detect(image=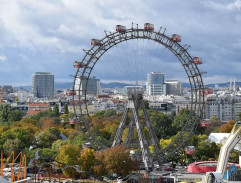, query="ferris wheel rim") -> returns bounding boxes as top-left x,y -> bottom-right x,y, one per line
72,25 -> 205,159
